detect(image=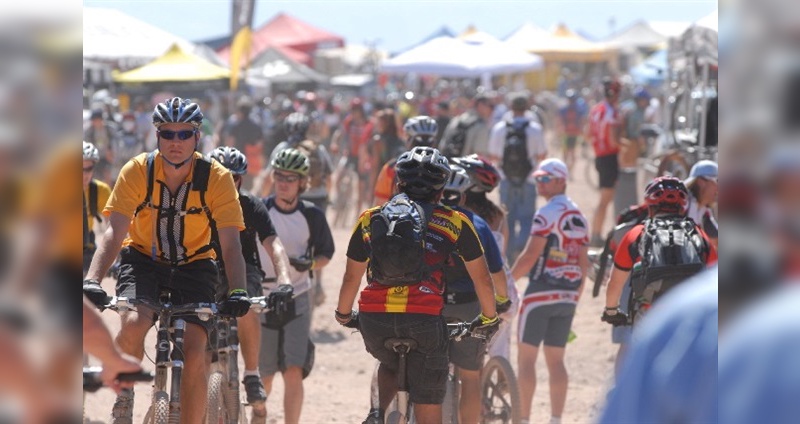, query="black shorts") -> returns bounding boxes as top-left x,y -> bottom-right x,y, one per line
359,312 -> 449,405
216,262 -> 265,302
442,301 -> 485,371
519,303 -> 577,348
595,154 -> 619,189
116,247 -> 219,335
563,136 -> 579,149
